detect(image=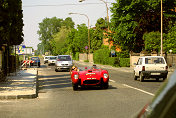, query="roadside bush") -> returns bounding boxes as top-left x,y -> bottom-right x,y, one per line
84,60 -> 89,62
108,57 -> 120,67
94,48 -> 110,64
119,58 -> 130,67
